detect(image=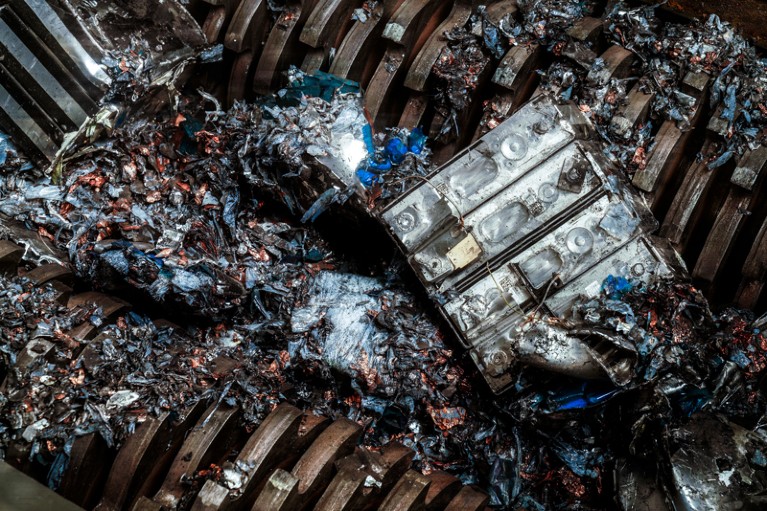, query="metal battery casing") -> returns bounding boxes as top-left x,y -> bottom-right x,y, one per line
380,95 -> 685,393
